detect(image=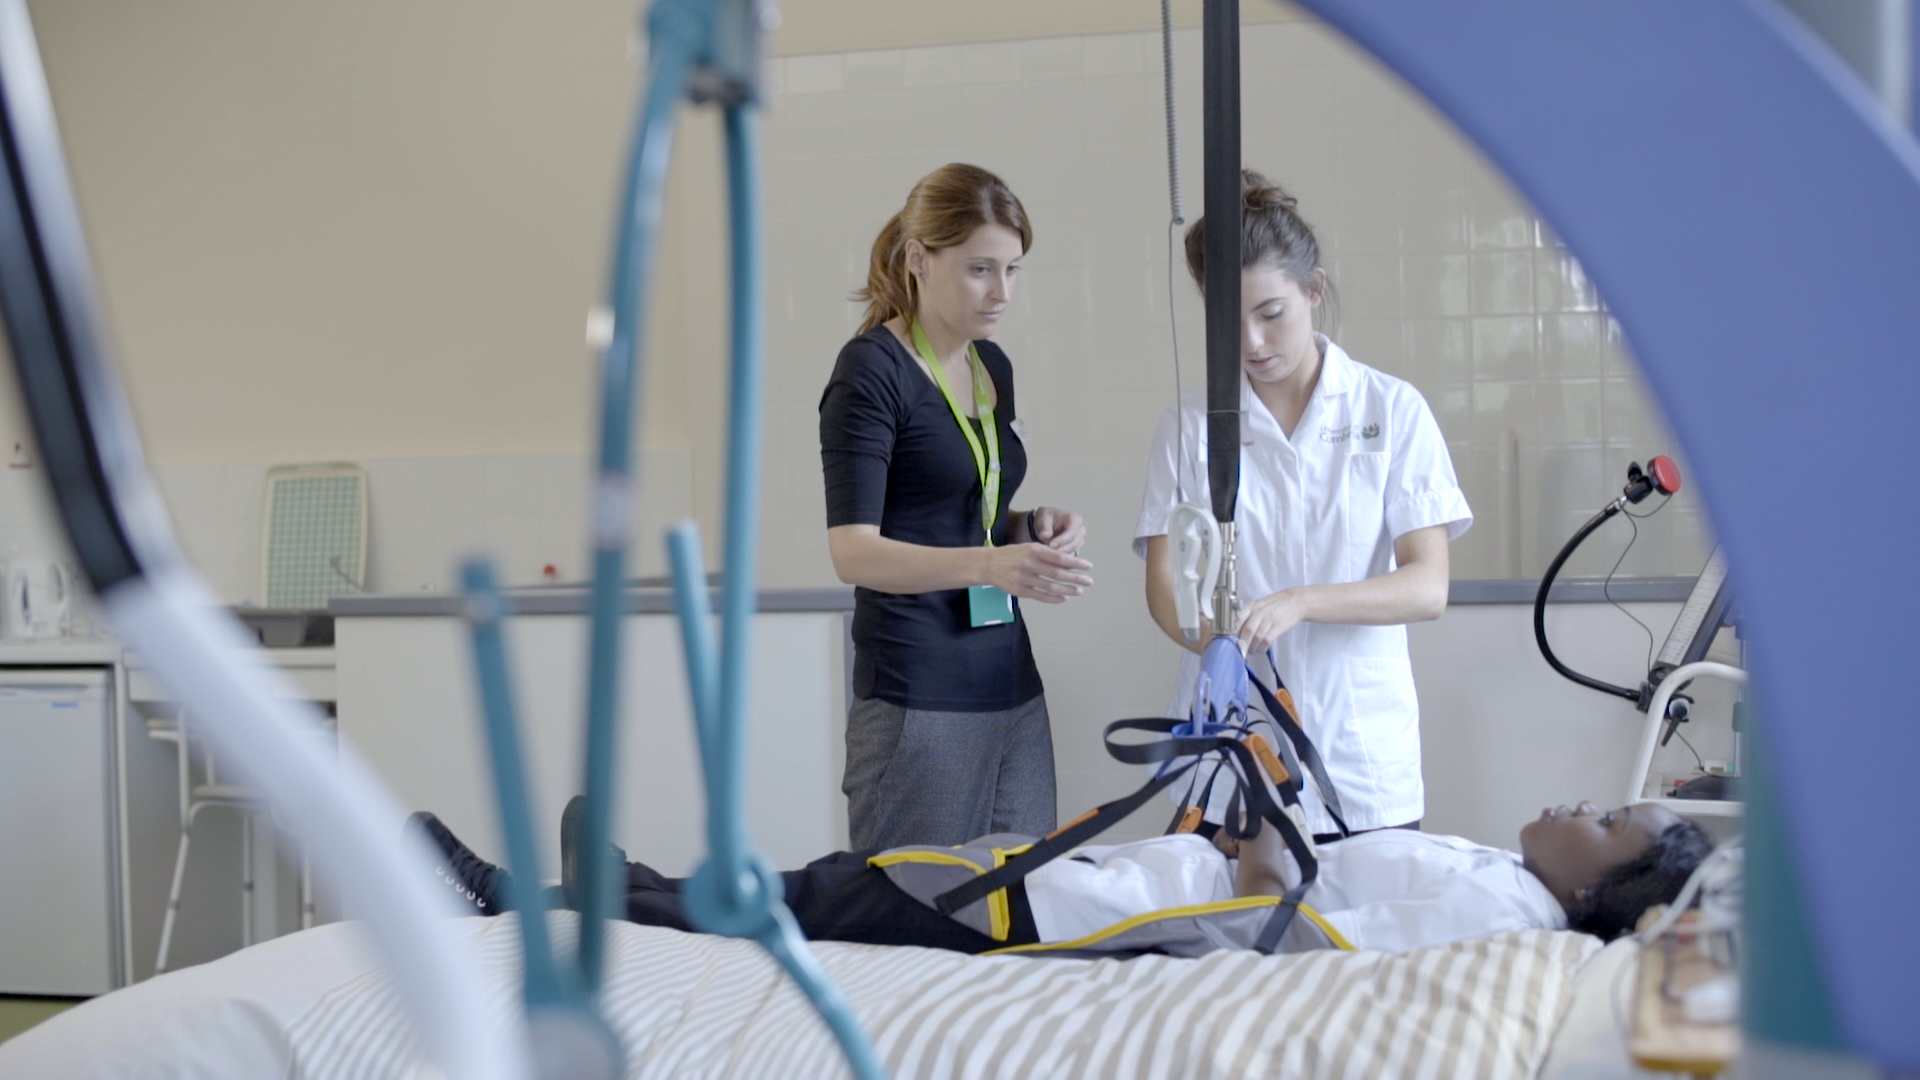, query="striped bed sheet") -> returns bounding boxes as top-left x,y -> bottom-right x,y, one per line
289,913 -> 1599,1080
